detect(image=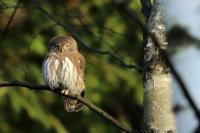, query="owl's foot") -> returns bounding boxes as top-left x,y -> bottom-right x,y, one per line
61,89 -> 69,95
